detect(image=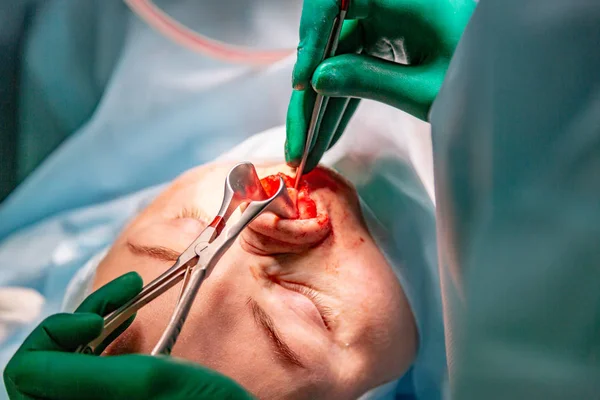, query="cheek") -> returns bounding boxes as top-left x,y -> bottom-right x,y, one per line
333,244 -> 410,337
102,246 -> 259,359
319,197 -> 366,253
311,236 -> 387,314
172,293 -> 247,366
171,246 -> 262,360
336,244 -> 390,293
